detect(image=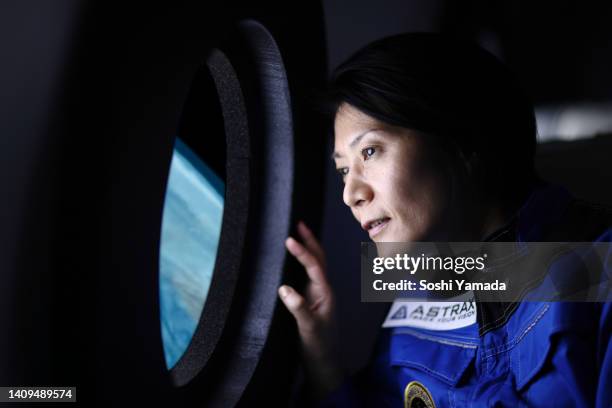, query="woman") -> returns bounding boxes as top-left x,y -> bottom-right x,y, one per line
277,33 -> 612,407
